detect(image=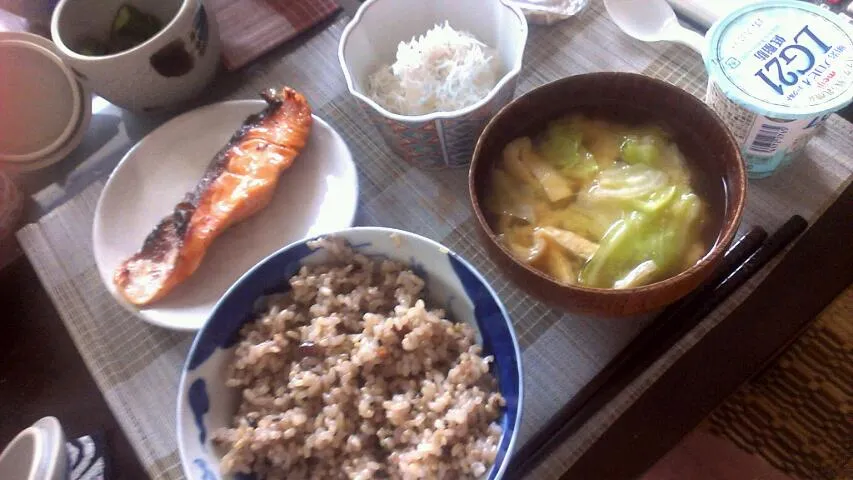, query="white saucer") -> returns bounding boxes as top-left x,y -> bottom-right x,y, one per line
92,100 -> 360,331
